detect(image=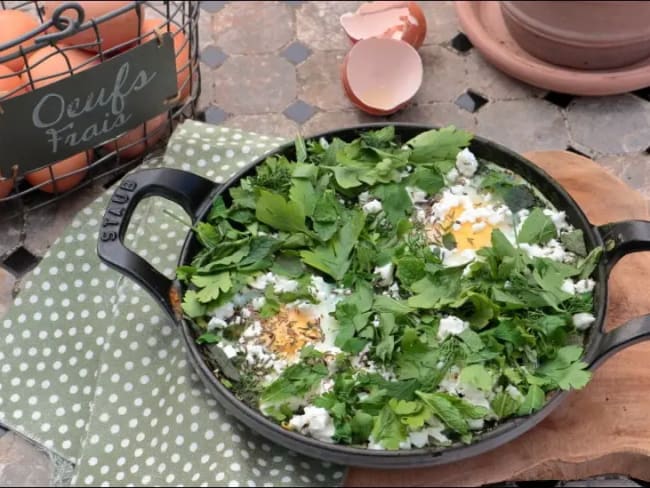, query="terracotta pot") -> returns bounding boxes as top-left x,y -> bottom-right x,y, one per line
501,1 -> 650,70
